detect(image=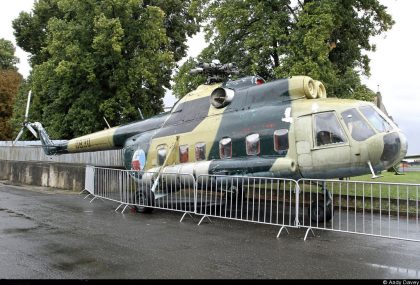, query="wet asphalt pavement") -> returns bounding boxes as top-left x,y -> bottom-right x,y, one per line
1,181 -> 420,279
